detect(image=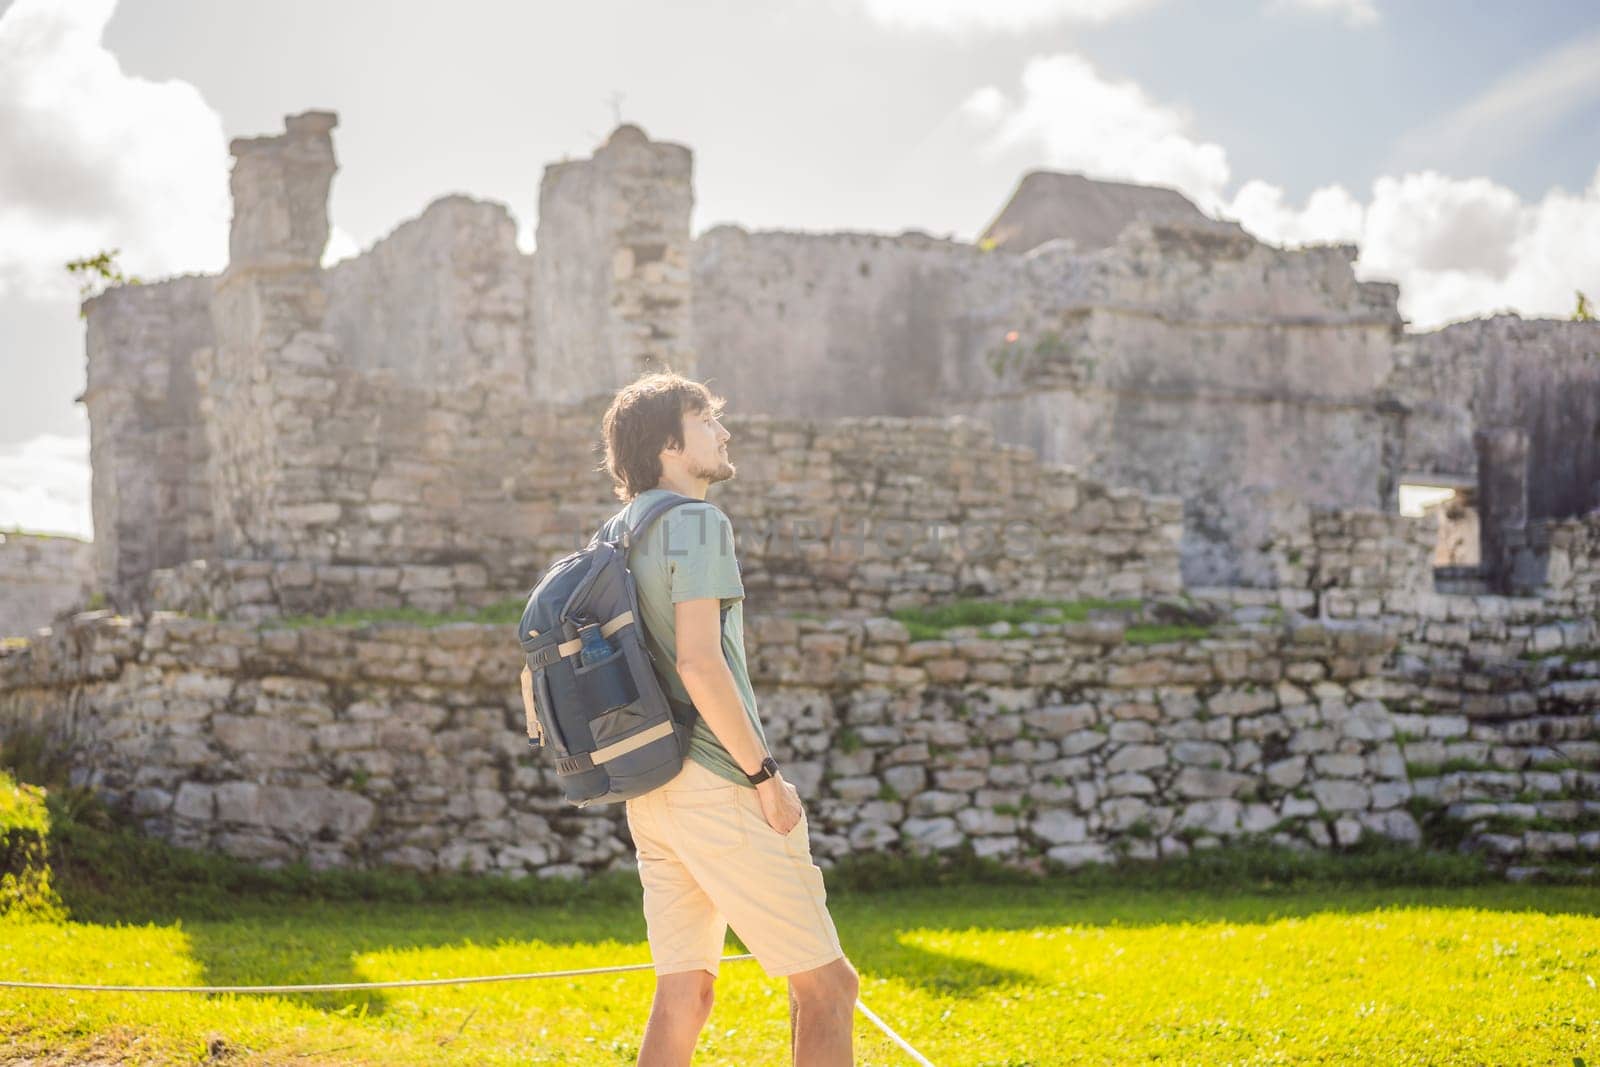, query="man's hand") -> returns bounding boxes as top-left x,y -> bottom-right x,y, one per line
519,665 -> 542,745
756,774 -> 804,835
